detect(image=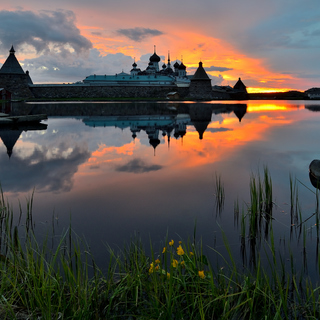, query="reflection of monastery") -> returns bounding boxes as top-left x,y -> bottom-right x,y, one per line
82,103 -> 247,152
0,101 -> 247,156
0,46 -> 248,100
83,114 -> 190,151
